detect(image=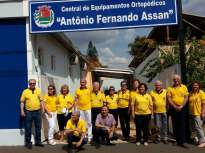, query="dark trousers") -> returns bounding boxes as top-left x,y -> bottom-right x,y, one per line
93,127 -> 110,143
169,105 -> 189,144
91,107 -> 101,125
118,108 -> 130,137
109,109 -> 118,127
67,134 -> 87,148
57,113 -> 71,131
25,110 -> 41,145
135,114 -> 150,142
